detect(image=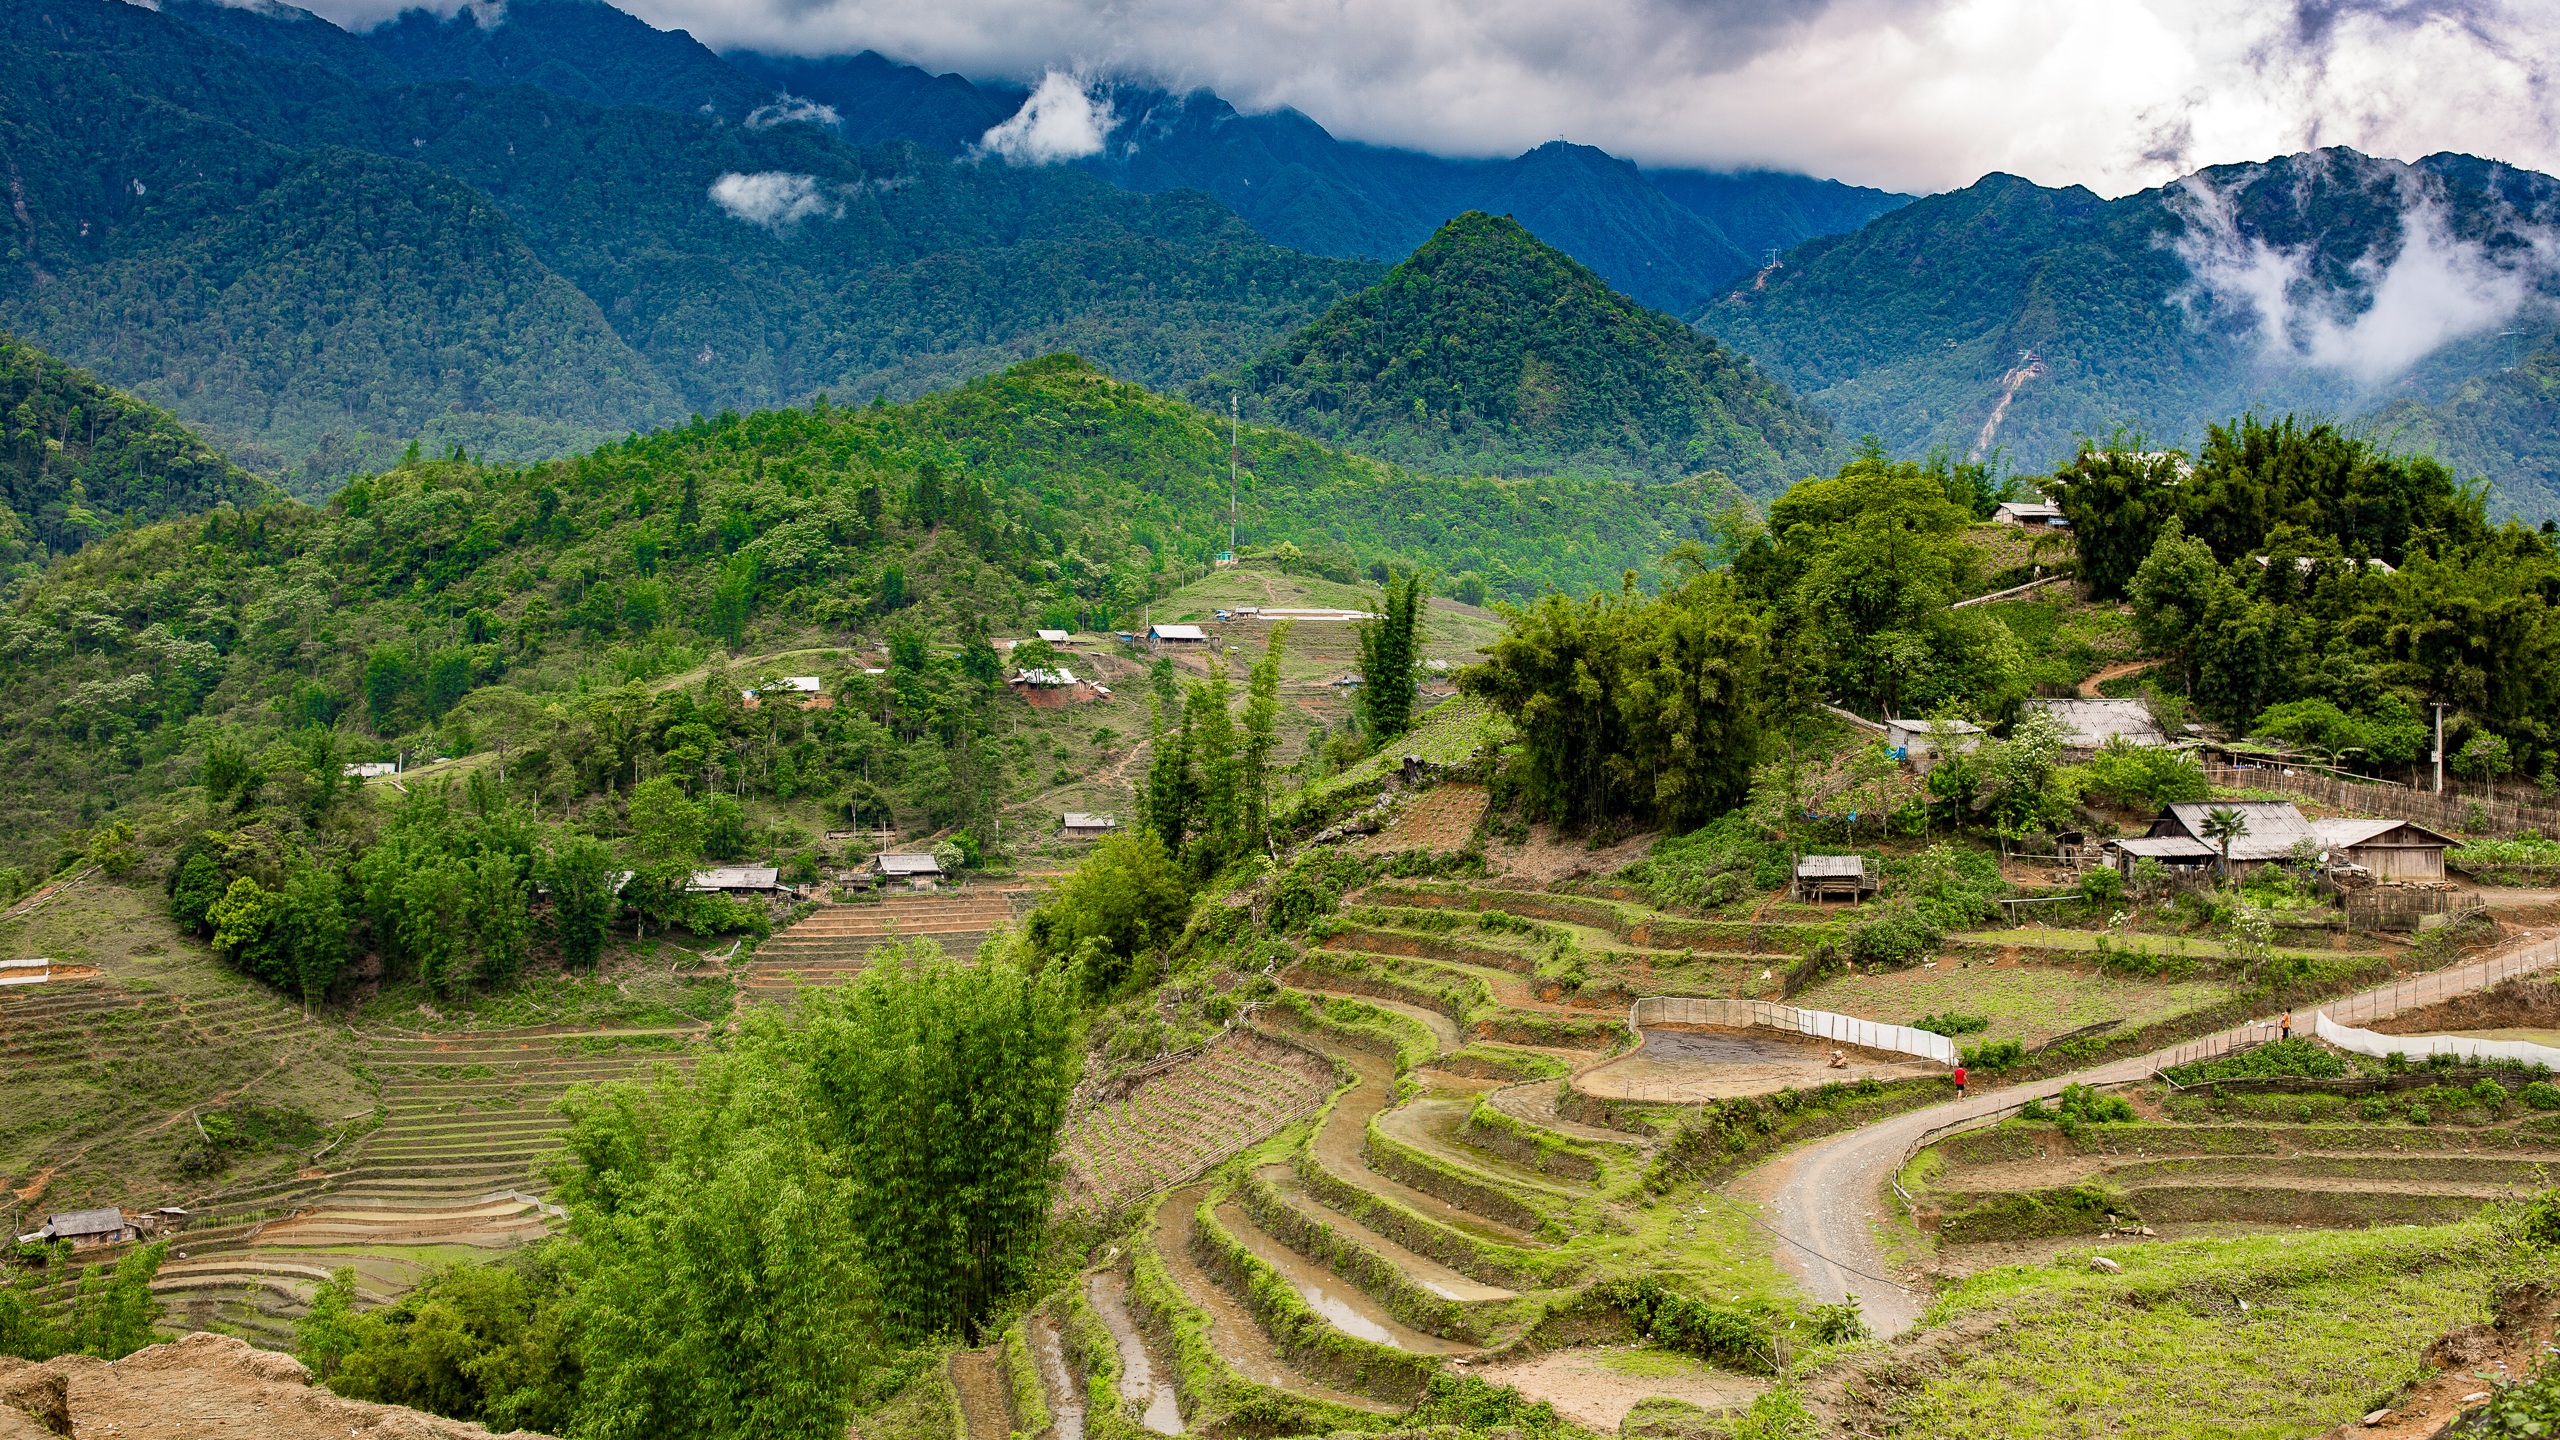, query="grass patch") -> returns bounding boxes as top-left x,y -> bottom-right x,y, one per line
1794,962 -> 2226,1047
1875,1219 -> 2528,1438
